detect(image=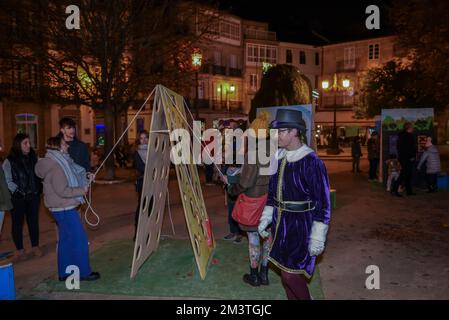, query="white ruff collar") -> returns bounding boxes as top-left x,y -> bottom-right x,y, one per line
275,145 -> 314,163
